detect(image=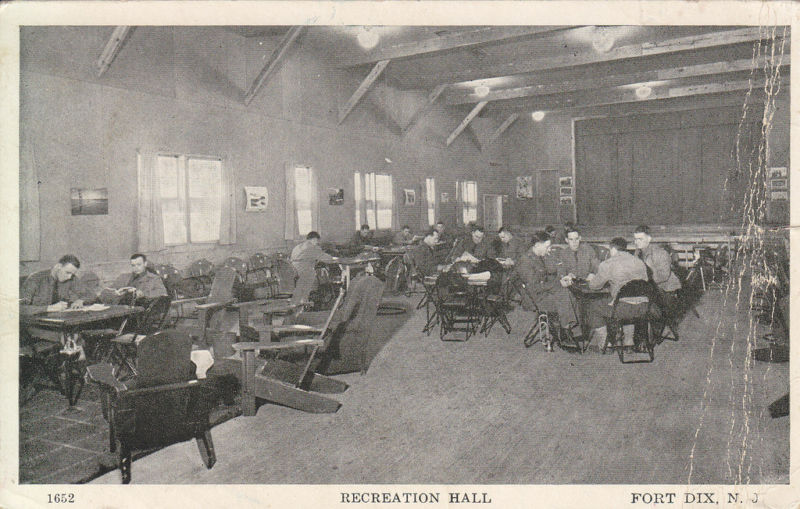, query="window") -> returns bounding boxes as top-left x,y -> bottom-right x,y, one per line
157,154 -> 222,245
354,172 -> 362,229
460,180 -> 478,224
294,165 -> 314,236
425,178 -> 436,227
356,172 -> 393,230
